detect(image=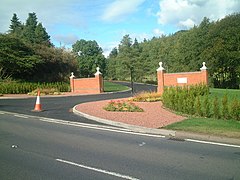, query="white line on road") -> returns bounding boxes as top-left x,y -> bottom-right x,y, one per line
14,114 -> 29,119
185,139 -> 240,148
39,118 -> 165,138
56,158 -> 140,180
